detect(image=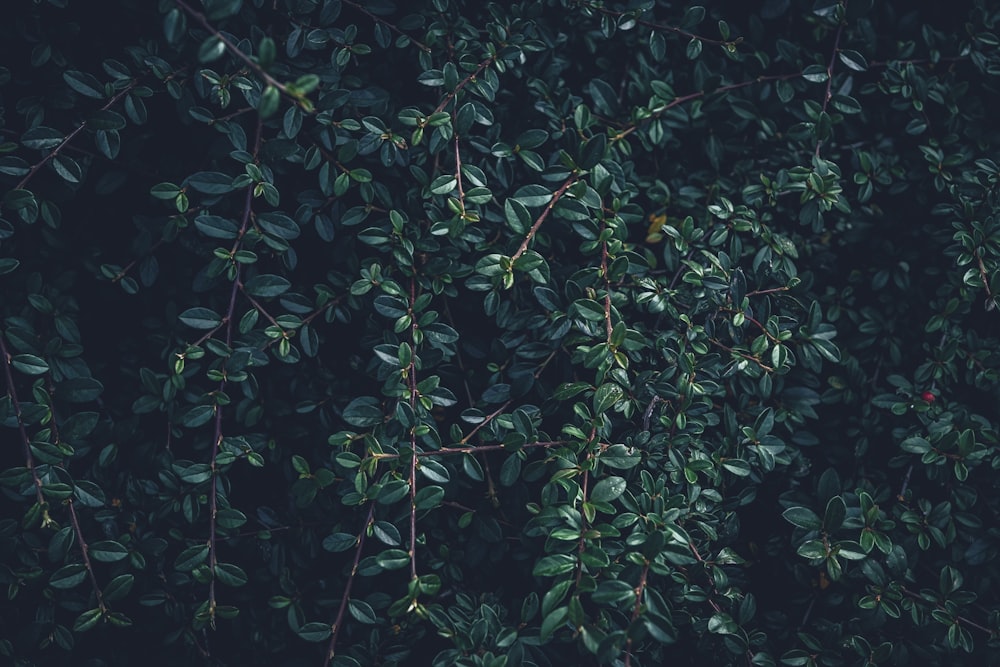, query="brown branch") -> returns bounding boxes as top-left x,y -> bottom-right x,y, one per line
111,239 -> 166,284
459,400 -> 512,445
206,118 -> 263,628
173,0 -> 310,111
511,175 -> 579,261
709,338 -> 775,373
324,503 -> 376,667
574,1 -> 737,47
408,275 -> 419,580
899,586 -> 996,636
16,79 -> 141,191
0,332 -> 46,511
371,440 -> 568,461
452,129 -> 467,217
815,8 -> 846,157
615,73 -> 800,142
973,247 -> 997,309
433,56 -> 497,116
745,285 -> 790,297
67,498 -> 107,613
601,224 -> 614,341
623,558 -> 651,667
342,0 -> 430,52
